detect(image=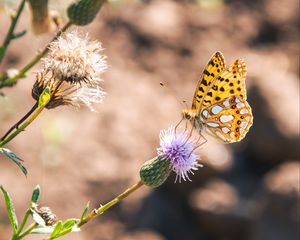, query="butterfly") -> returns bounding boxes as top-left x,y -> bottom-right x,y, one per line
182,51 -> 253,143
